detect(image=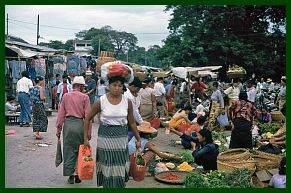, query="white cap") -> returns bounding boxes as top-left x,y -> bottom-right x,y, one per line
72,76 -> 86,85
